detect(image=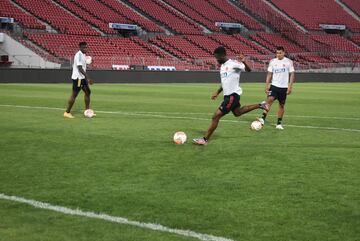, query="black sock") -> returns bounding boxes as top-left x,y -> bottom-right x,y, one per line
277,118 -> 282,125
203,137 -> 208,142
262,112 -> 267,120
